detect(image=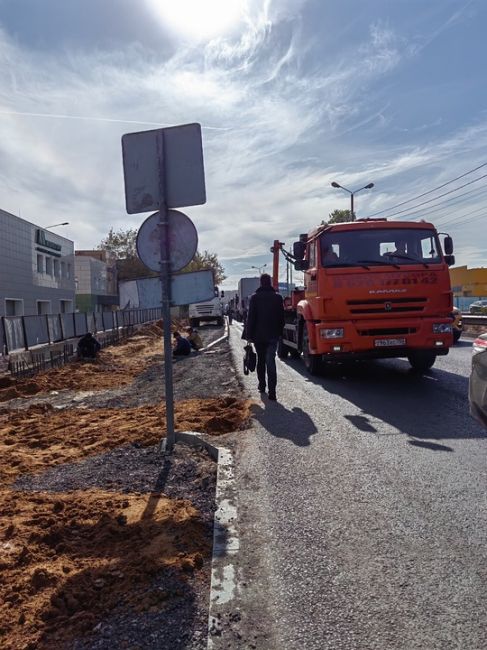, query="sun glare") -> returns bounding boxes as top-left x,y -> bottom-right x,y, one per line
147,0 -> 245,41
